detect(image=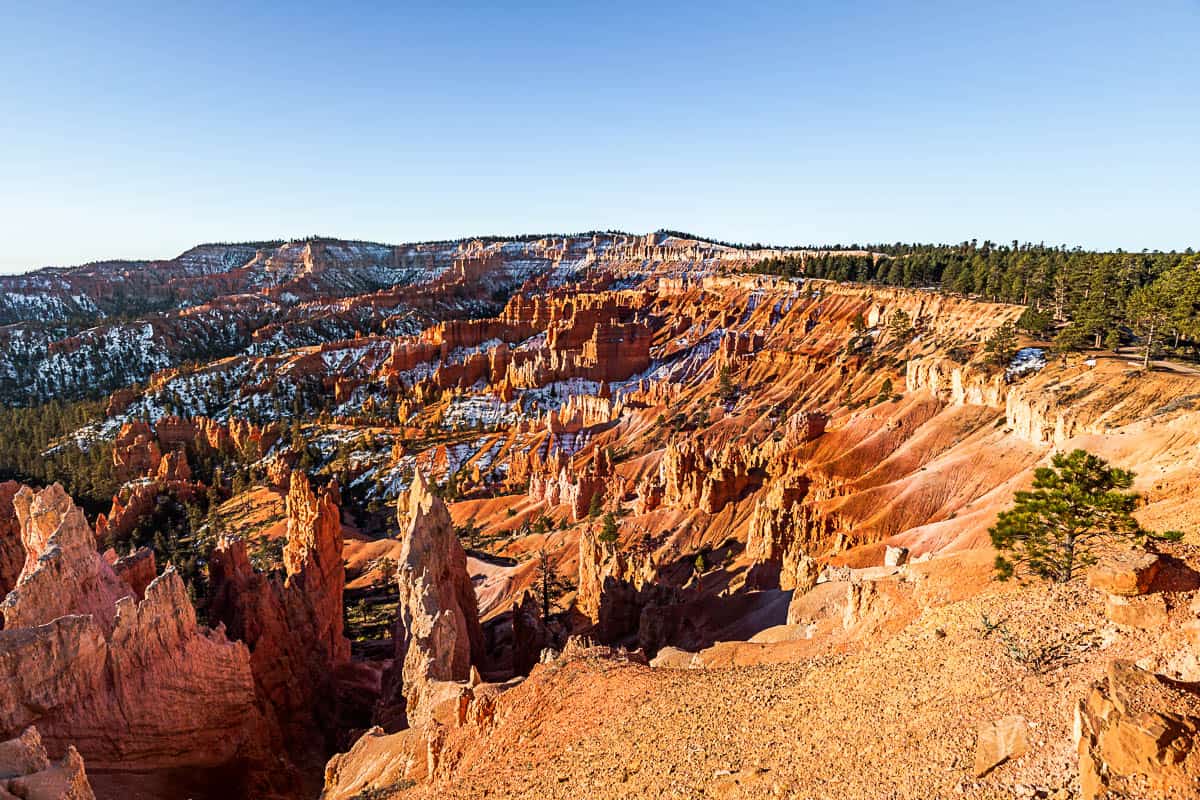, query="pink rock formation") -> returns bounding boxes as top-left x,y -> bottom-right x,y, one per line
377,471 -> 483,731
0,568 -> 270,779
109,547 -> 157,601
2,485 -> 131,632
